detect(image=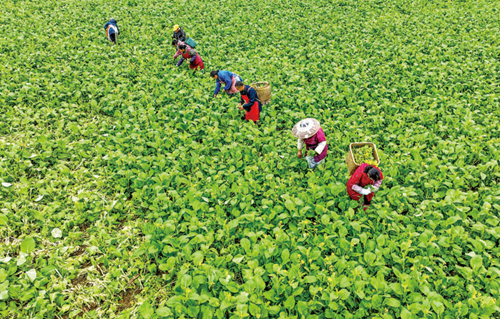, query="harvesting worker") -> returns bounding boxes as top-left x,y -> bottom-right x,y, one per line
172,39 -> 187,60
236,81 -> 261,122
292,118 -> 328,170
172,25 -> 186,42
177,44 -> 204,72
104,18 -> 120,45
210,70 -> 243,97
346,164 -> 383,210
